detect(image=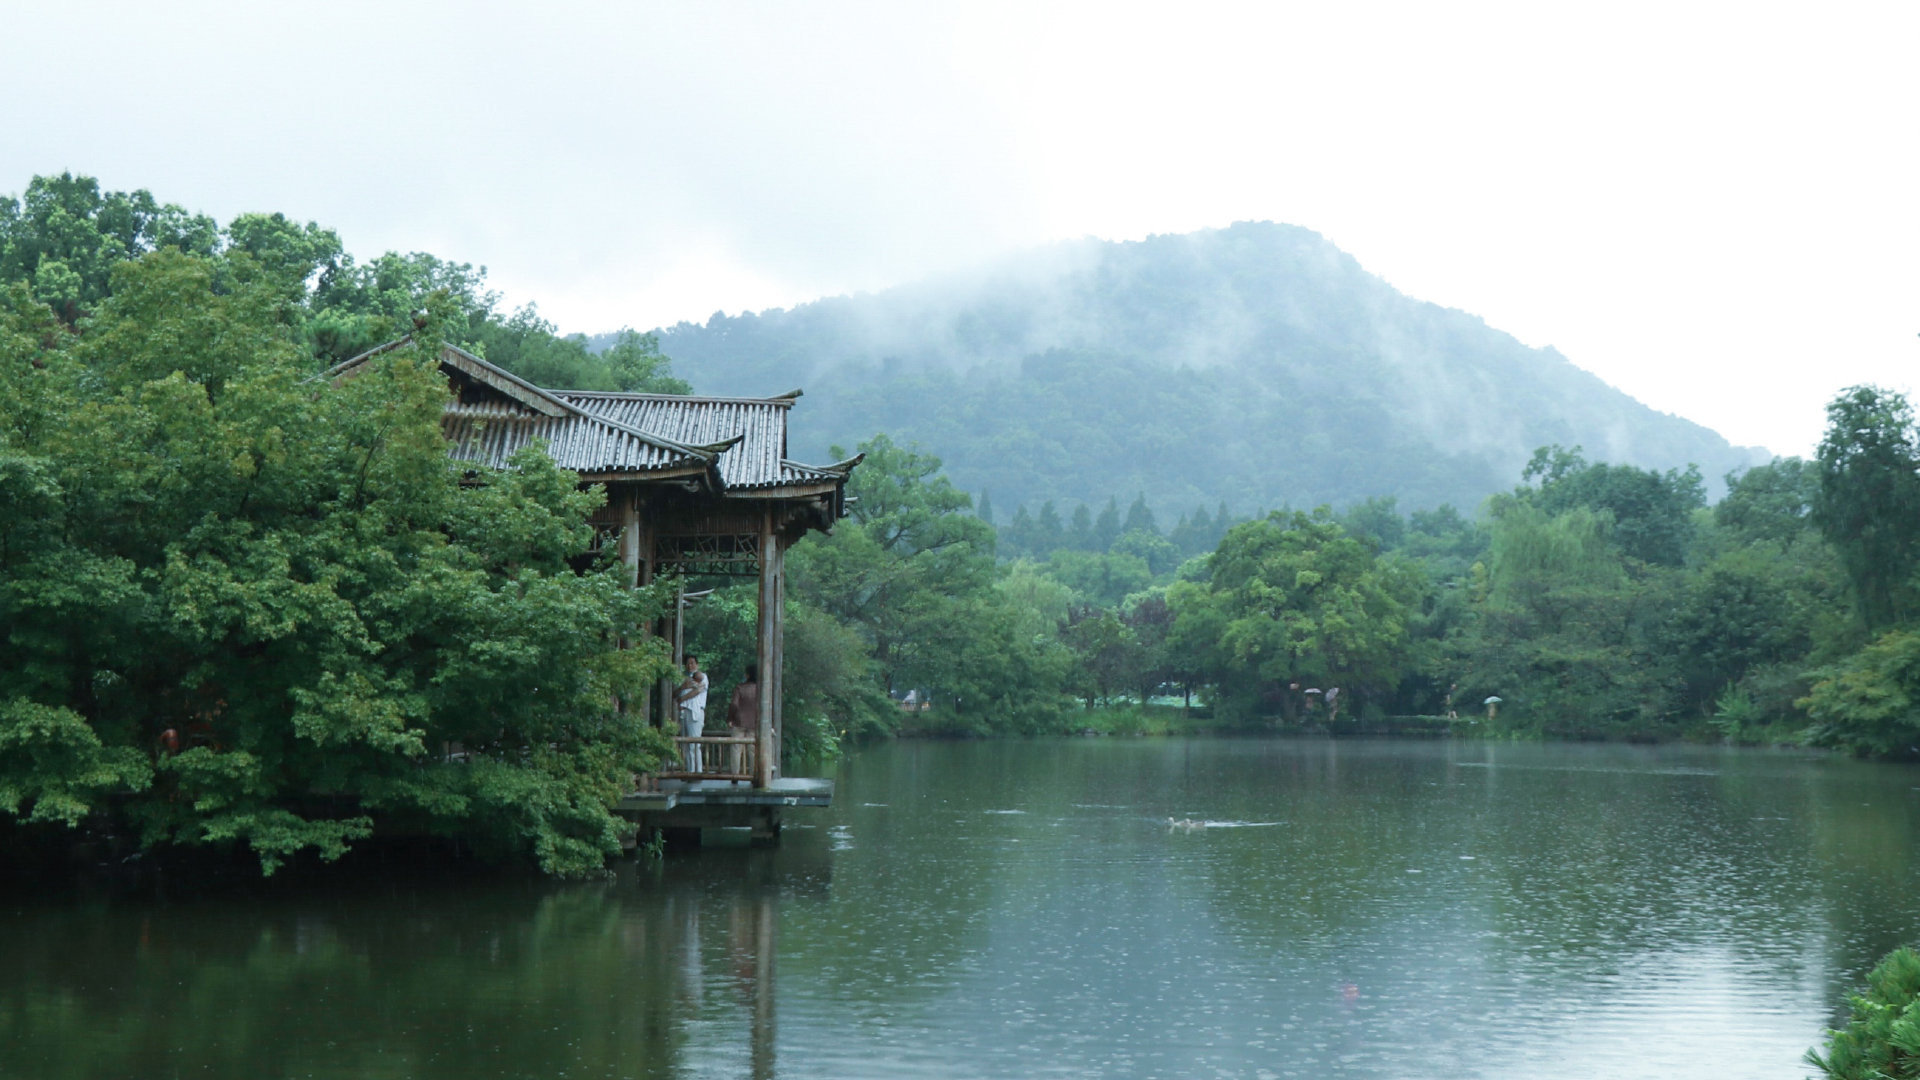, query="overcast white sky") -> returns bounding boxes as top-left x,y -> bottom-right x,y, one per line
4,1 -> 1915,456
